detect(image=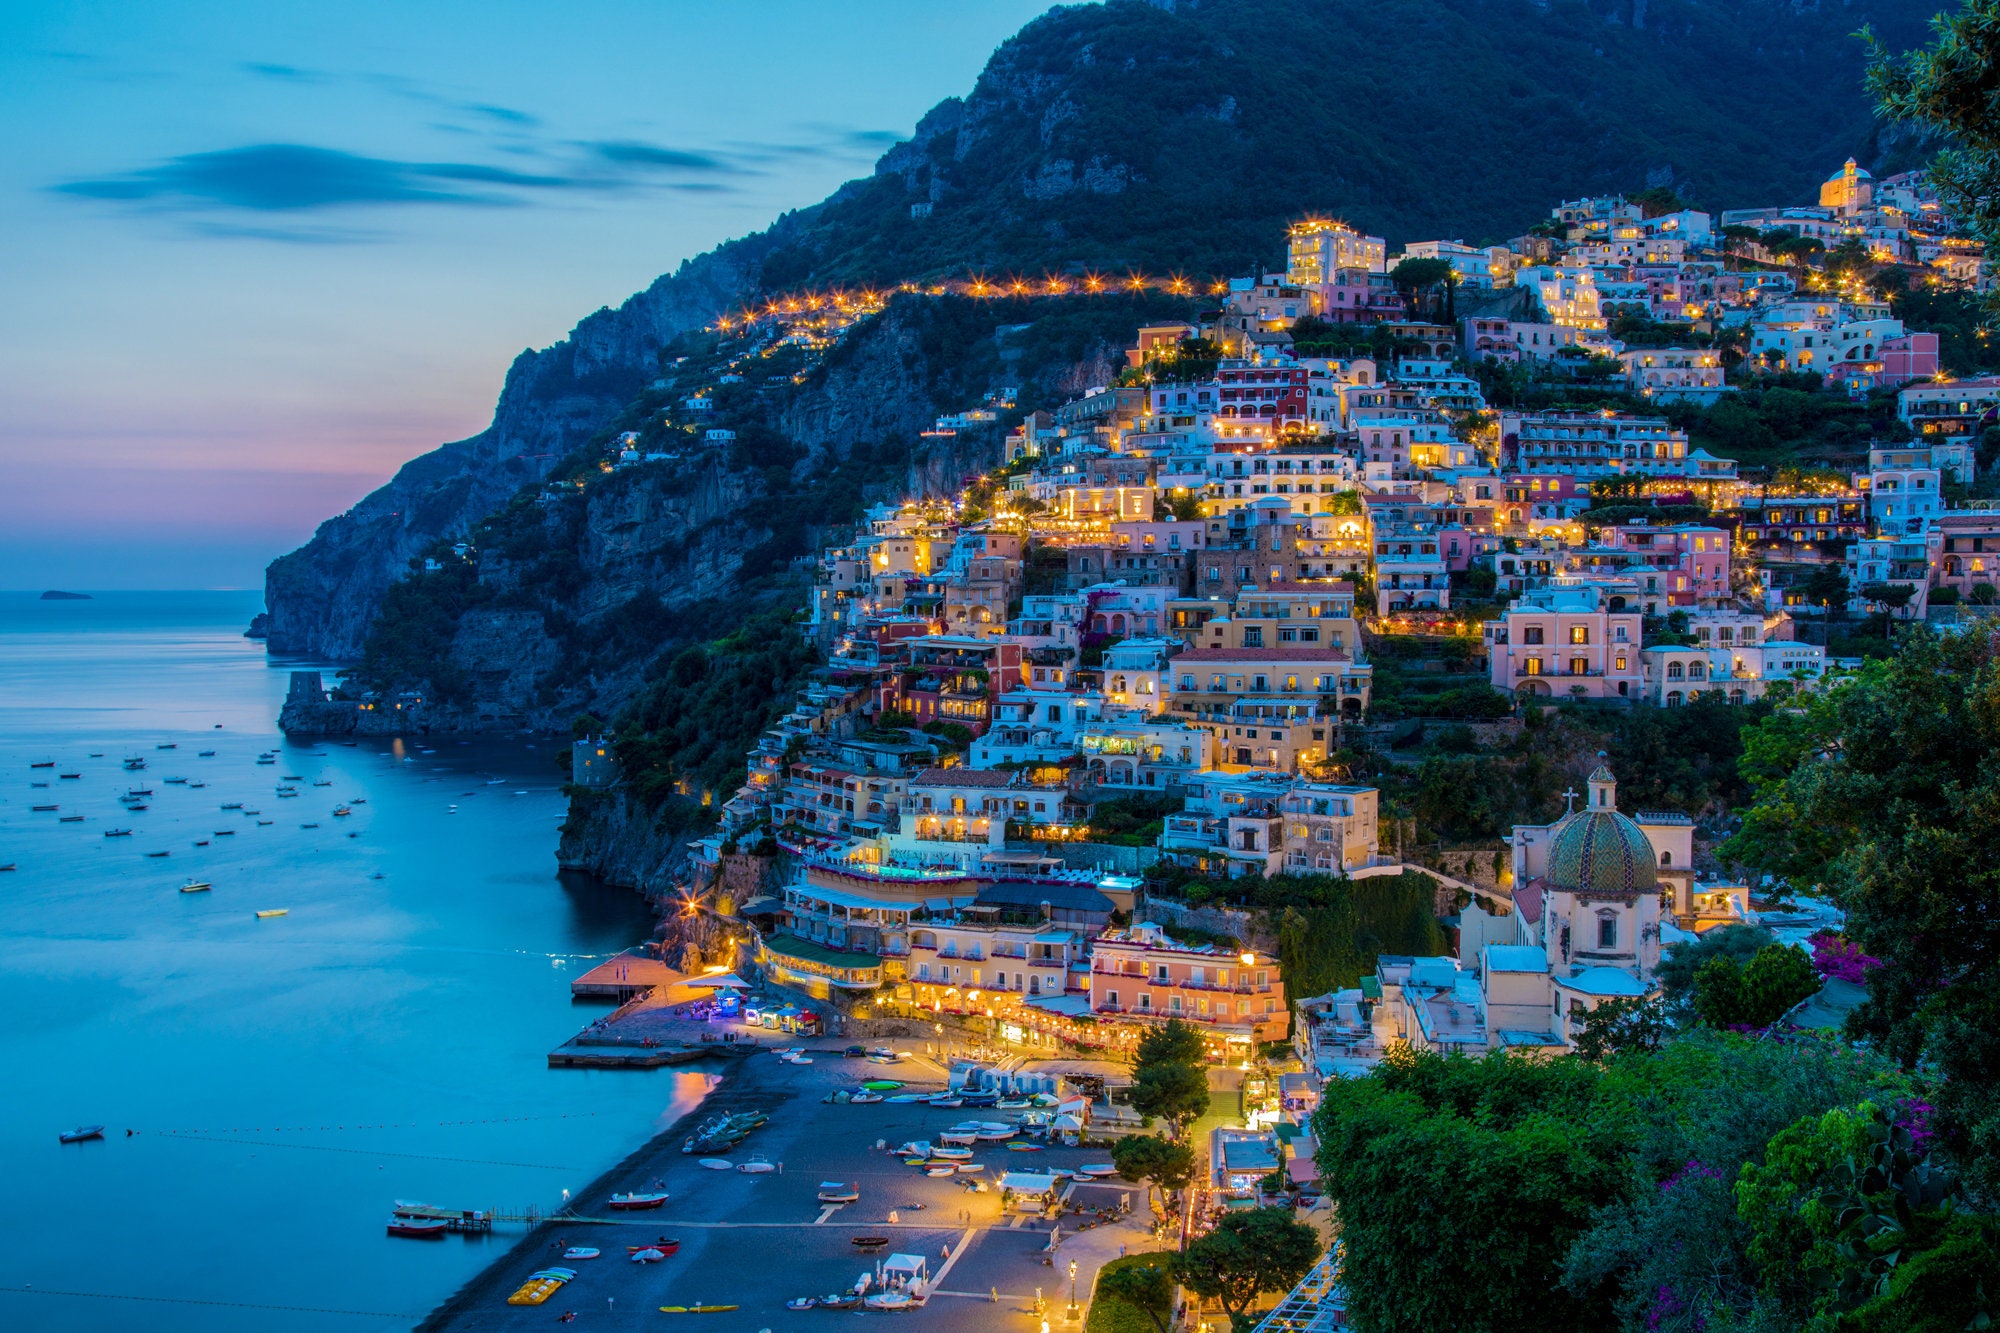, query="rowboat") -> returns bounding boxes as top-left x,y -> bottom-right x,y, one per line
213,829 -> 235,836
146,850 -> 170,858
563,1247 -> 600,1260
59,773 -> 81,780
1007,1141 -> 1044,1152
850,1236 -> 890,1249
60,815 -> 83,822
975,1123 -> 1017,1140
32,804 -> 58,812
786,1297 -> 820,1310
924,1165 -> 956,1177
698,1158 -> 732,1171
816,1183 -> 860,1203
58,1125 -> 104,1144
657,1304 -> 737,1314
607,1191 -> 670,1210
103,829 -> 131,838
627,1241 -> 680,1256
865,1292 -> 918,1311
255,909 -> 288,918
937,1130 -> 978,1146
737,1155 -> 775,1173
29,760 -> 54,769
956,1163 -> 984,1174
387,1217 -> 450,1238
929,1146 -> 973,1161
1077,1163 -> 1117,1178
